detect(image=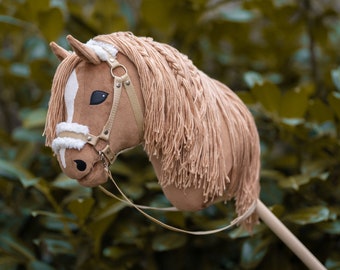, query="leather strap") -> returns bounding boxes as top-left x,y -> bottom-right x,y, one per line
124,79 -> 144,141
